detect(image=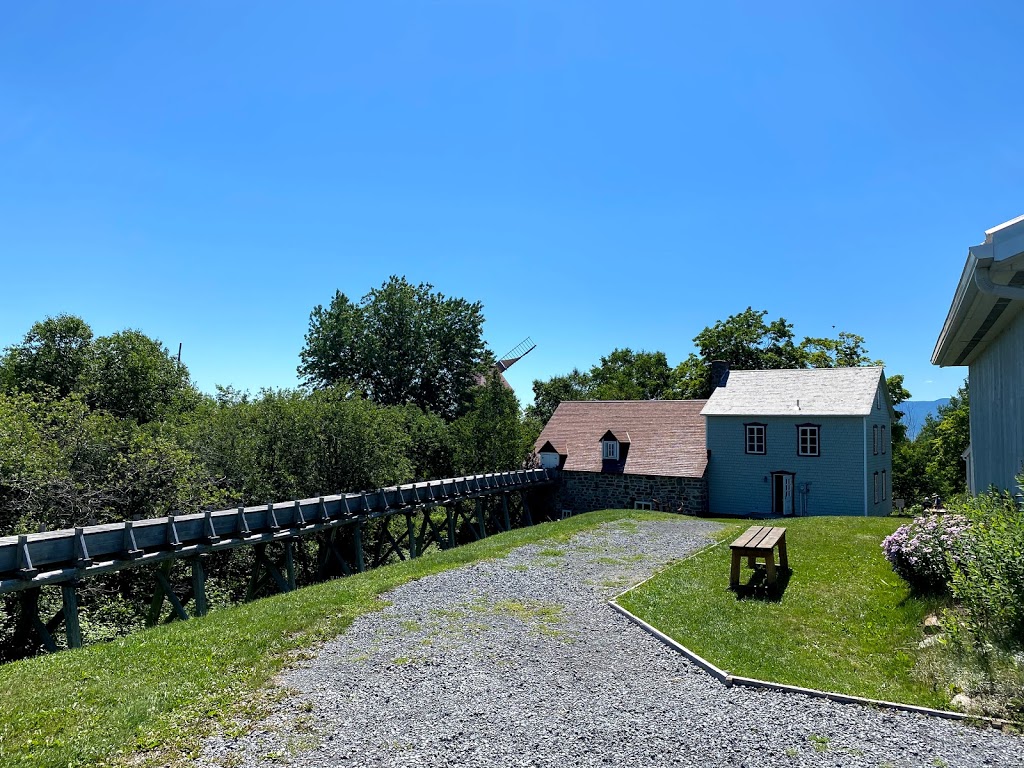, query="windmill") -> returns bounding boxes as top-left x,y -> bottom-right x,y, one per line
476,337 -> 537,389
